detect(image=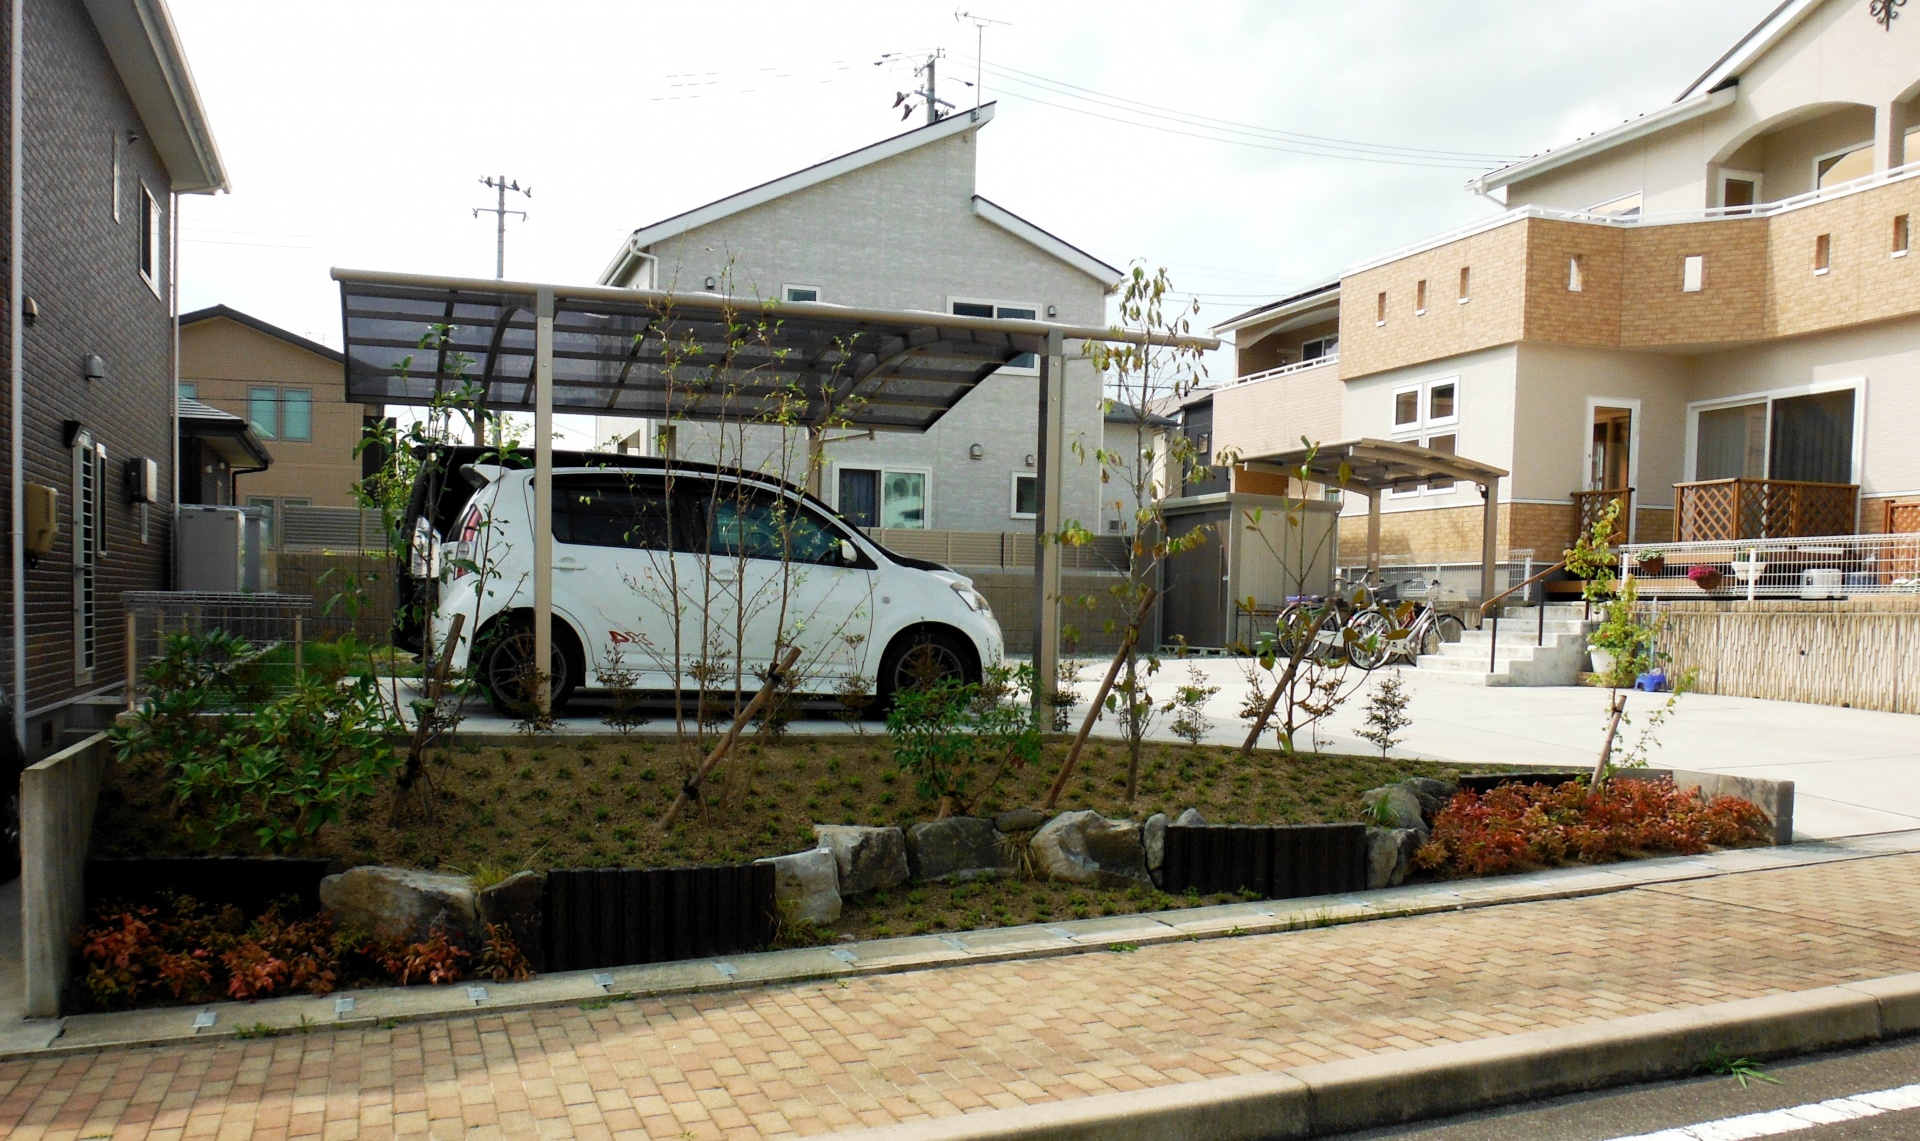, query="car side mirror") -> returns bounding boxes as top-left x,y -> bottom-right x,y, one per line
838,539 -> 858,565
